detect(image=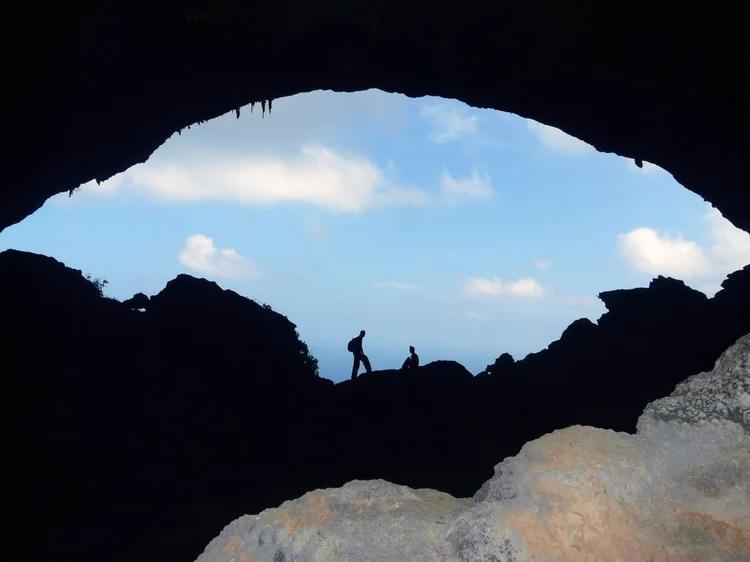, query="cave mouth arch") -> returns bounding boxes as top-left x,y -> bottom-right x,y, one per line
6,87 -> 750,383
6,6 -> 750,561
5,0 -> 749,234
